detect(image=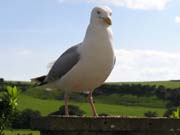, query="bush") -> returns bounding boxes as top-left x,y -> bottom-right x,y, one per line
171,106 -> 180,118
144,111 -> 158,117
0,78 -> 4,86
0,86 -> 19,135
98,113 -> 109,116
12,109 -> 41,129
49,105 -> 85,116
163,107 -> 176,117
